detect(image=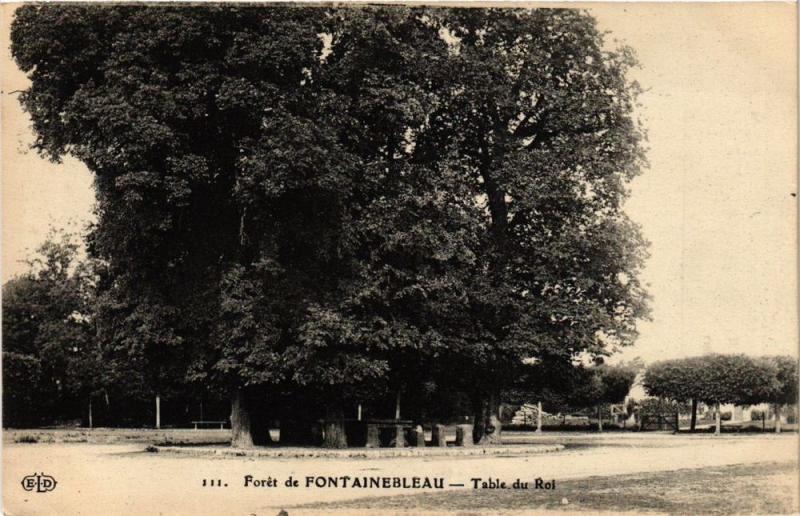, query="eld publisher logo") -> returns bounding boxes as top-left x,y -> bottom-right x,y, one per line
21,473 -> 57,493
